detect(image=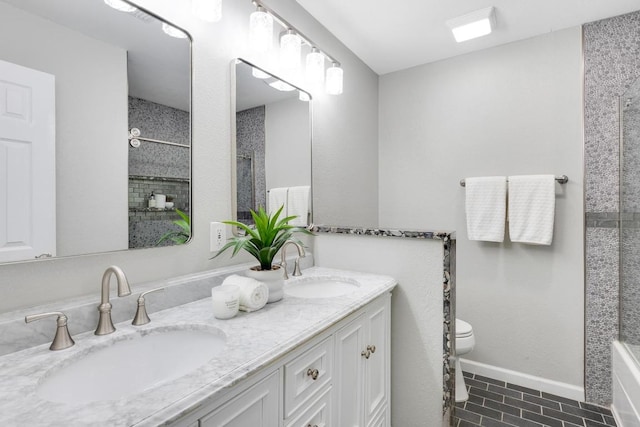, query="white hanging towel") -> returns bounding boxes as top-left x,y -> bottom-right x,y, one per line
268,187 -> 288,216
465,176 -> 507,242
287,186 -> 310,226
508,175 -> 556,245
